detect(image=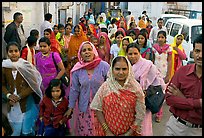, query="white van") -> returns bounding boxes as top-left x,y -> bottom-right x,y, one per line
165,18 -> 202,65
161,14 -> 188,25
